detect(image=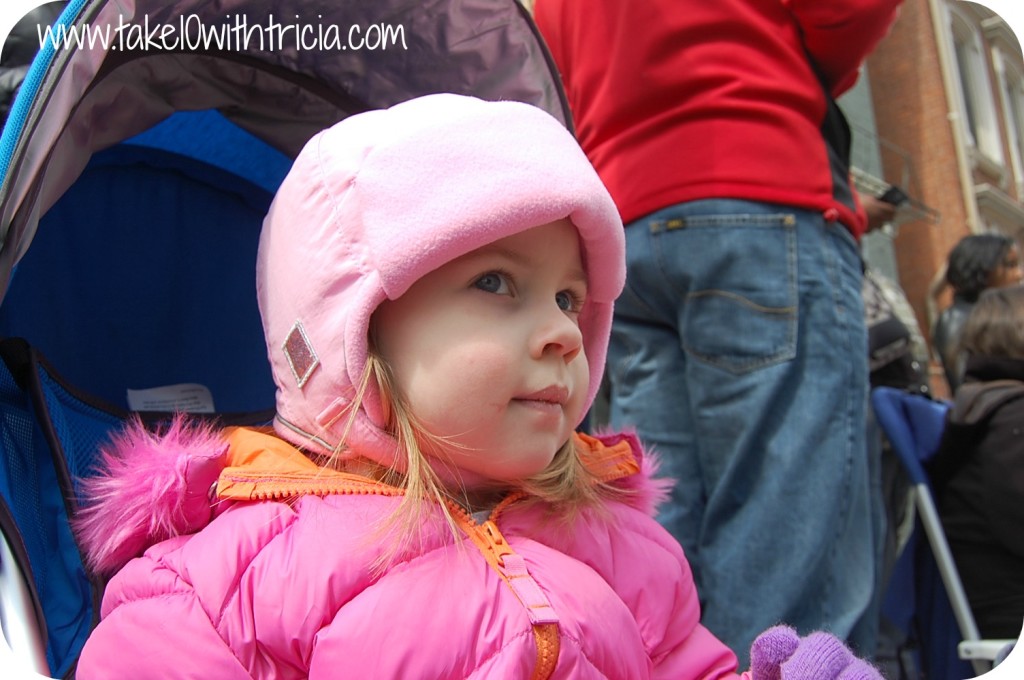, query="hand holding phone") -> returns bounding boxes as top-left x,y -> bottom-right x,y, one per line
877,185 -> 909,206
